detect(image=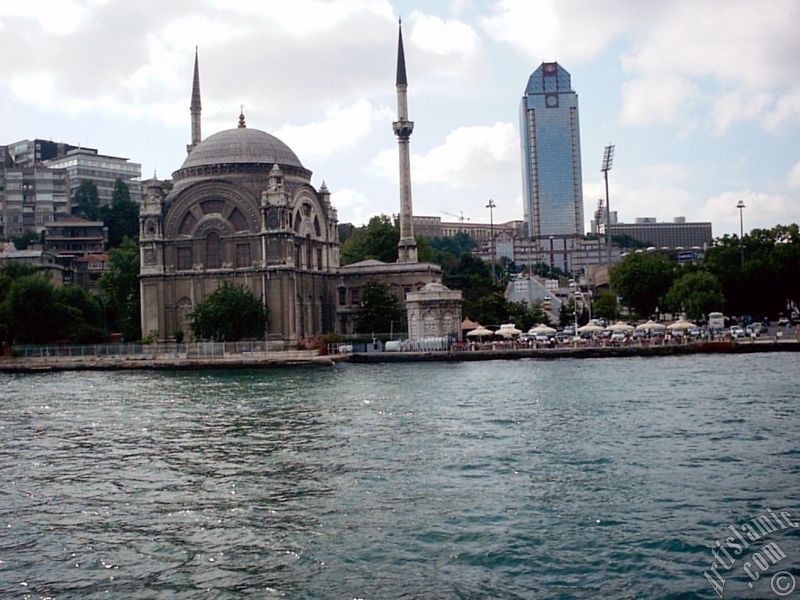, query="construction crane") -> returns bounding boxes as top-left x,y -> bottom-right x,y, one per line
441,210 -> 470,223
